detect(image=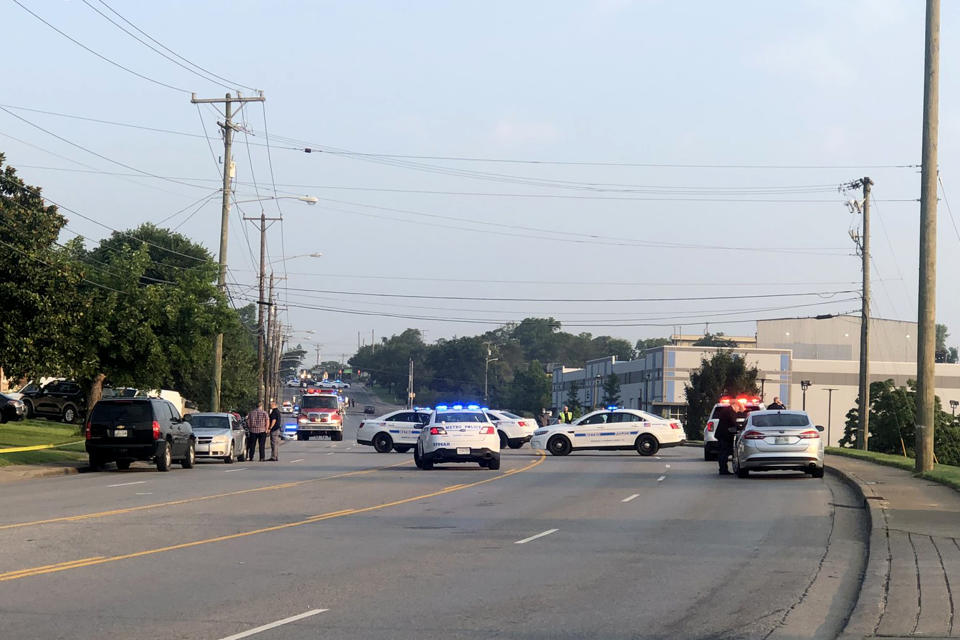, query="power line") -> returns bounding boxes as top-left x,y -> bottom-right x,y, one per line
0,236 -> 129,295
